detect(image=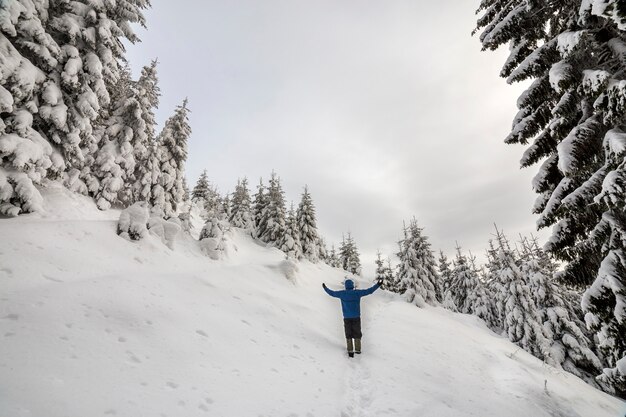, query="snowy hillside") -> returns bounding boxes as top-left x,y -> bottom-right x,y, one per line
0,187 -> 624,417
